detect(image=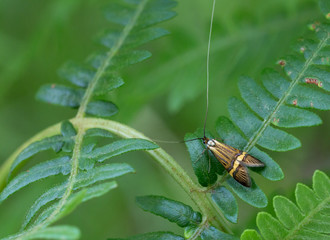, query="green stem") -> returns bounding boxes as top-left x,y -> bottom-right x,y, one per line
0,118 -> 232,235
